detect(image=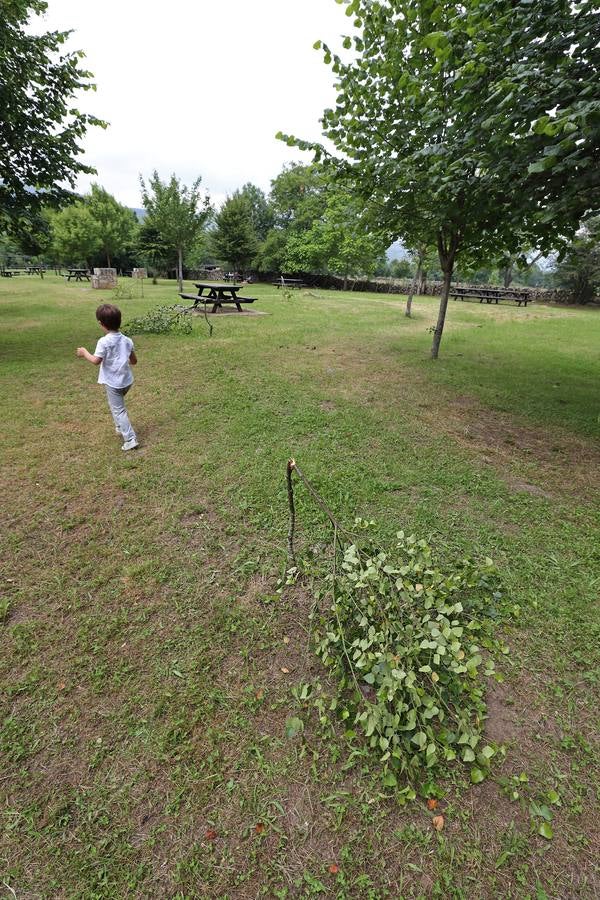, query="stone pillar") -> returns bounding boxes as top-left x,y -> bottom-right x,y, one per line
92,268 -> 117,289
